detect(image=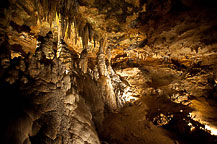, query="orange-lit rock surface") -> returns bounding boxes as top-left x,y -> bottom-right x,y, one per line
0,0 -> 217,143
